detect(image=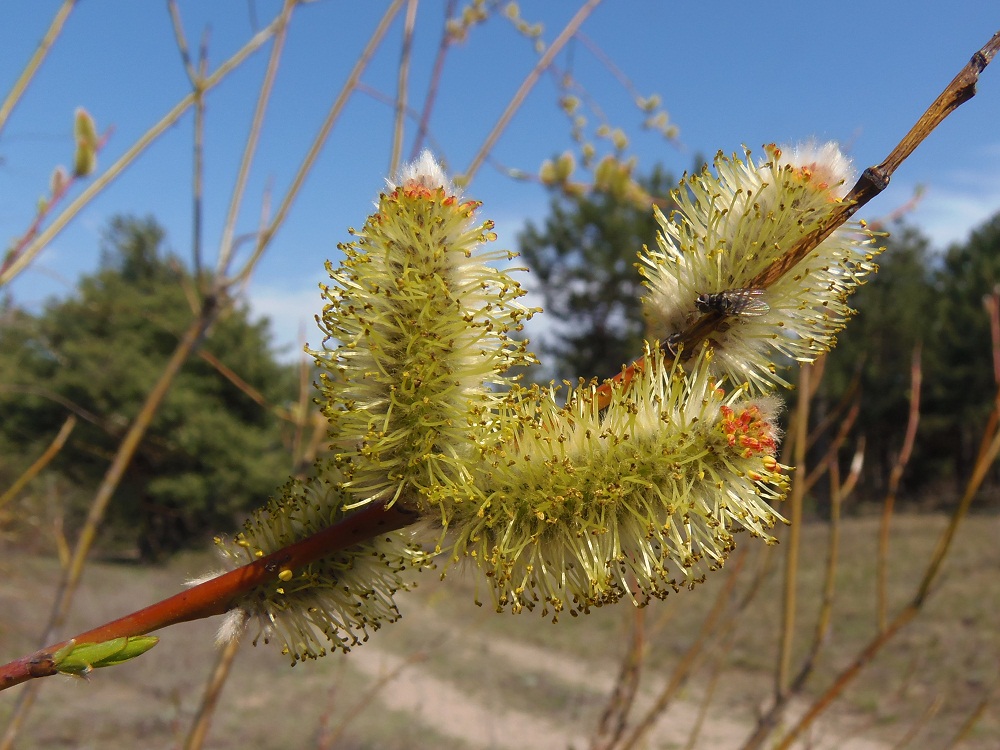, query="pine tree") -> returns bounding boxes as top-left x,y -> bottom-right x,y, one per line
0,216 -> 297,558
